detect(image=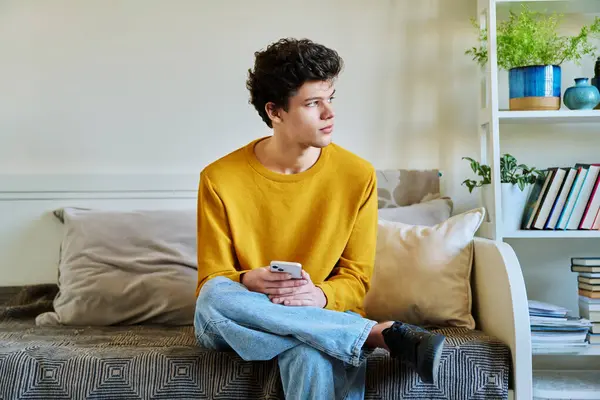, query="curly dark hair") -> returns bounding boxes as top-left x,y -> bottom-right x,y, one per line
246,38 -> 344,128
